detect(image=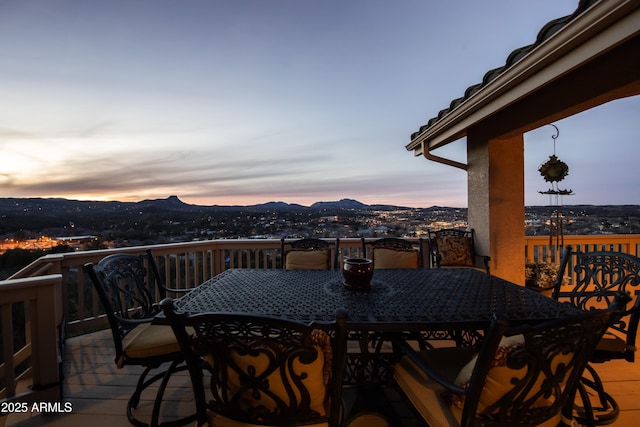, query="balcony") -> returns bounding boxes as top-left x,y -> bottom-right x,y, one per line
2,235 -> 640,426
